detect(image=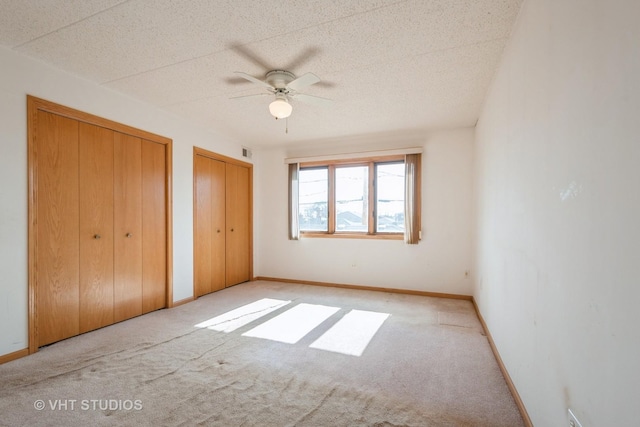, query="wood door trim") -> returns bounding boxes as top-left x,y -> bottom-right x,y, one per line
27,95 -> 174,353
28,96 -> 172,145
192,147 -> 253,297
165,139 -> 174,308
27,97 -> 38,354
194,147 -> 252,168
